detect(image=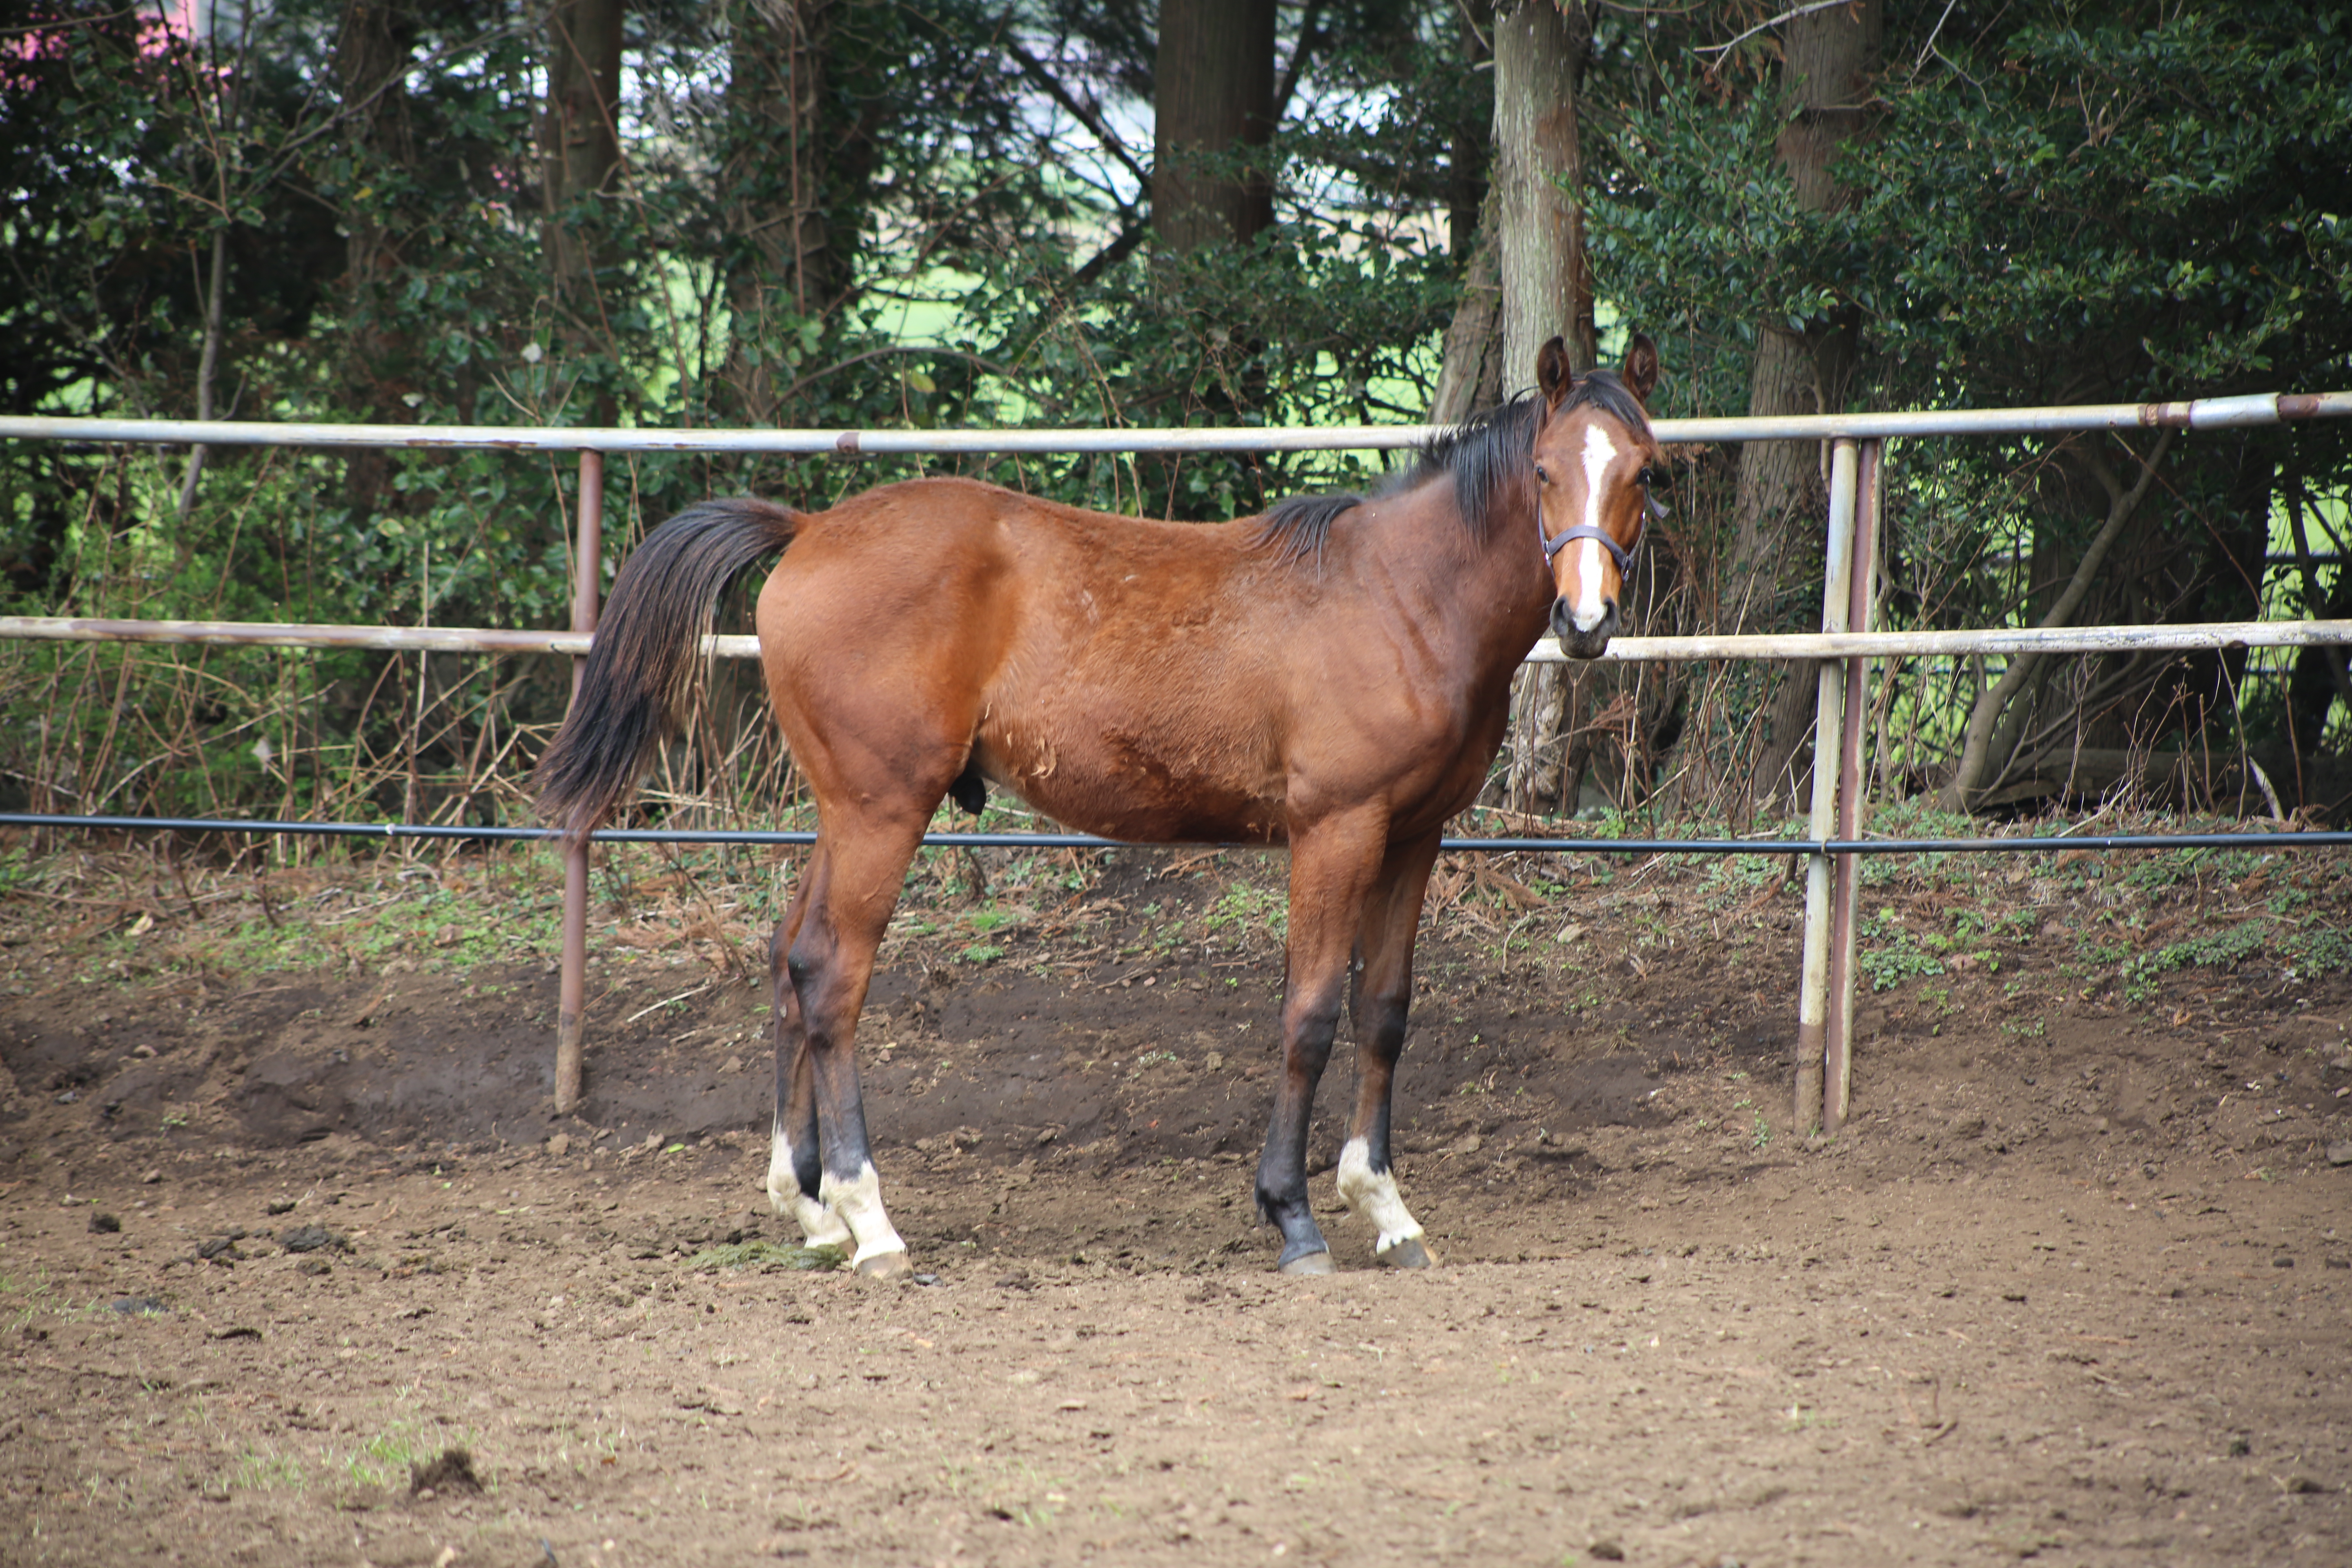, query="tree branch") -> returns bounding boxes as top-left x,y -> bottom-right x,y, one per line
1695,0 -> 1860,60
1003,37 -> 1152,196
1938,428 -> 2175,811
2285,472 -> 2352,712
1071,221 -> 1148,287
1272,0 -> 1330,124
